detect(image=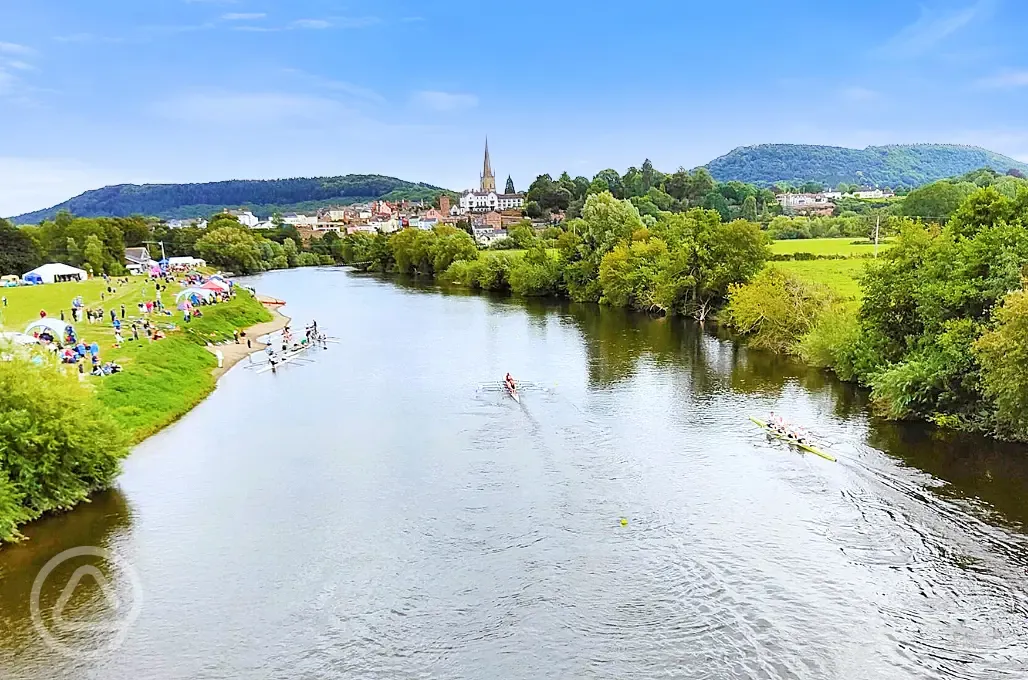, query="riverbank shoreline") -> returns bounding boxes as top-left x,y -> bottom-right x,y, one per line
208,300 -> 291,380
